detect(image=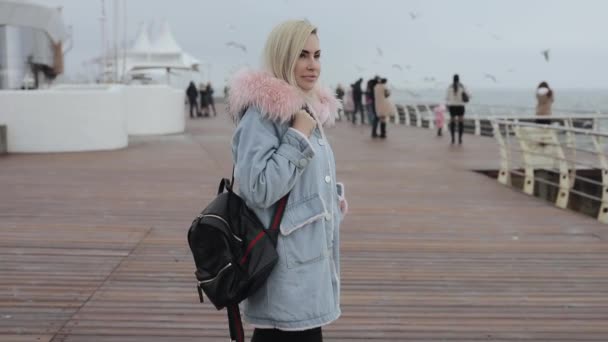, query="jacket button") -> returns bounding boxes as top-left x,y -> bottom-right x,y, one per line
299,158 -> 308,167
318,138 -> 325,146
325,175 -> 331,183
325,213 -> 332,221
